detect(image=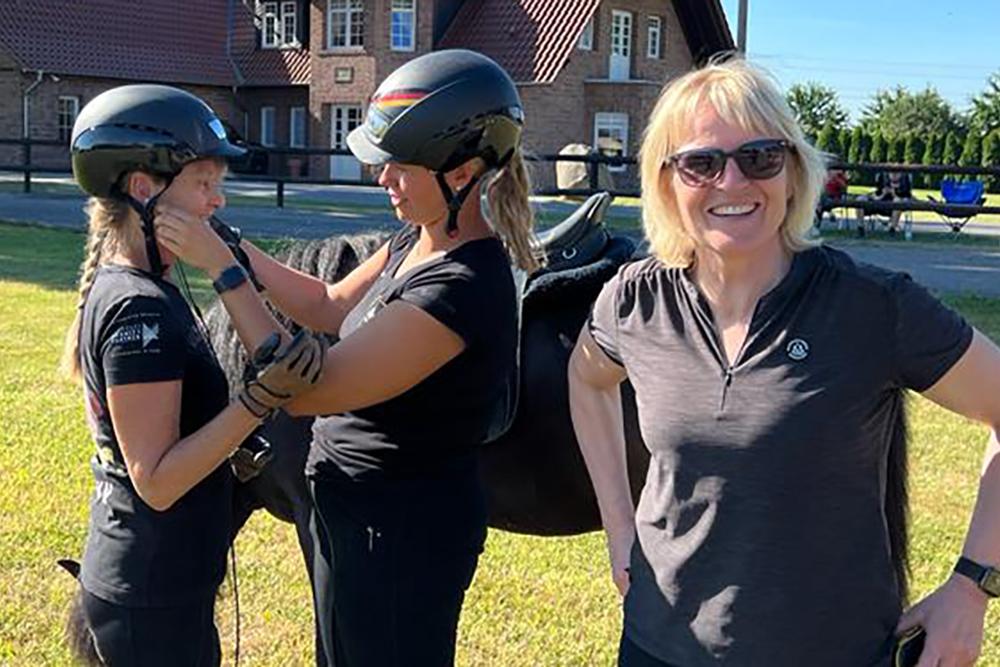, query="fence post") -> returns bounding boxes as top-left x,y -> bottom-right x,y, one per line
276,179 -> 285,208
588,153 -> 599,192
22,138 -> 31,194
